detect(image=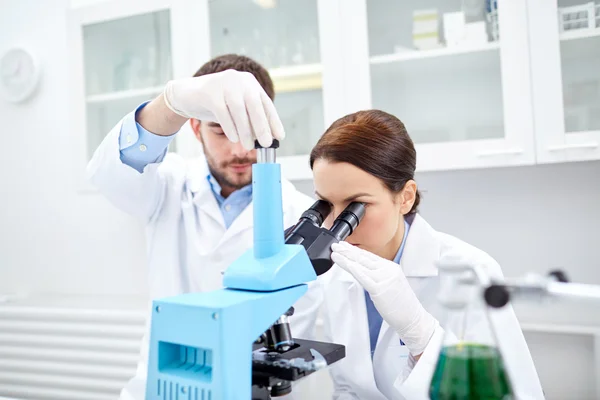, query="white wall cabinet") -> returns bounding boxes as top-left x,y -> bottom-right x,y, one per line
362,0 -> 537,173
69,0 -> 600,183
278,0 -> 600,179
528,0 -> 600,164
